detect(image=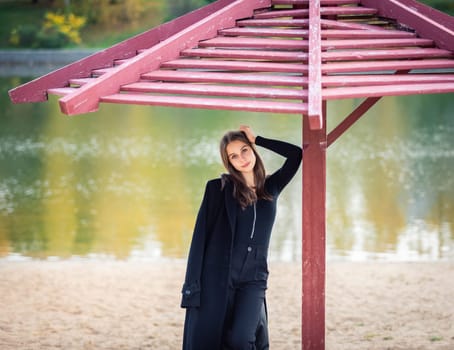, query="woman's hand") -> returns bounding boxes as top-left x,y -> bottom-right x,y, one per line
239,125 -> 256,144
